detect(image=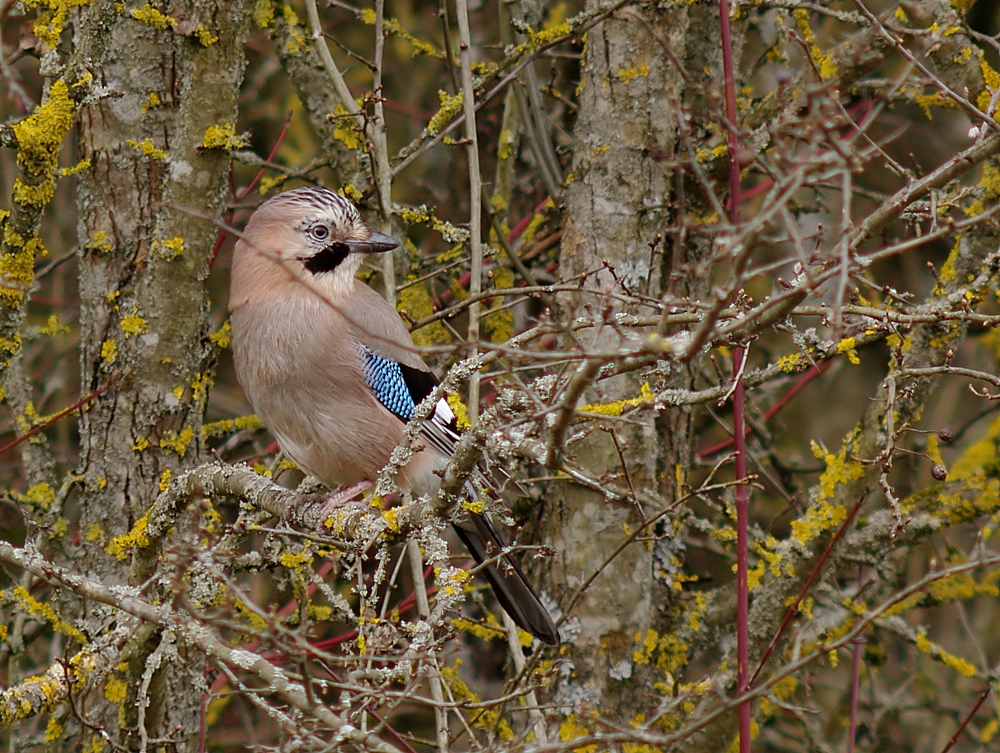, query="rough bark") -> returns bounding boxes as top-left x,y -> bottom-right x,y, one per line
68,1 -> 251,747
553,0 -> 700,717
